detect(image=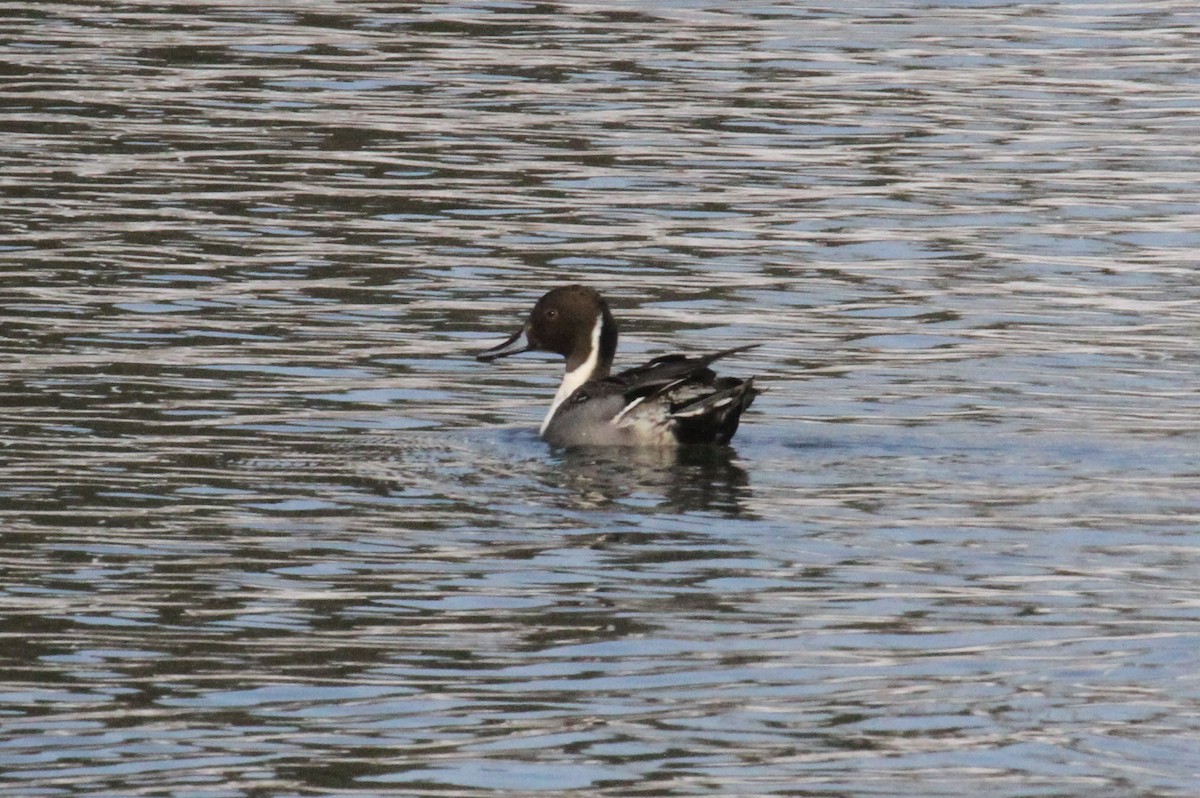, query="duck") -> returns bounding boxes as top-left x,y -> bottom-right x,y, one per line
476,285 -> 759,447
